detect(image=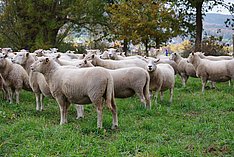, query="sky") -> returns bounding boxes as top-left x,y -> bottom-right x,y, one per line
207,0 -> 233,15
